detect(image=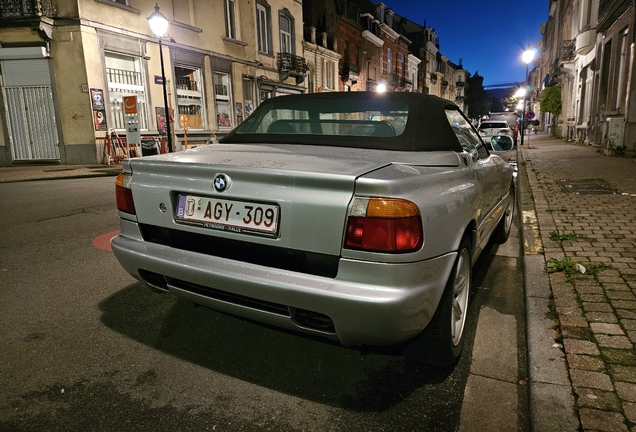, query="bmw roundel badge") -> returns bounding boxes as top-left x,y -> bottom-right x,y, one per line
213,174 -> 230,192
